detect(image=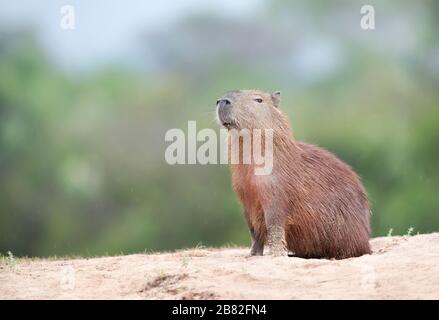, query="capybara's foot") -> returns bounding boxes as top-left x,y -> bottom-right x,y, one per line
266,244 -> 288,256
249,239 -> 264,256
249,251 -> 264,256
